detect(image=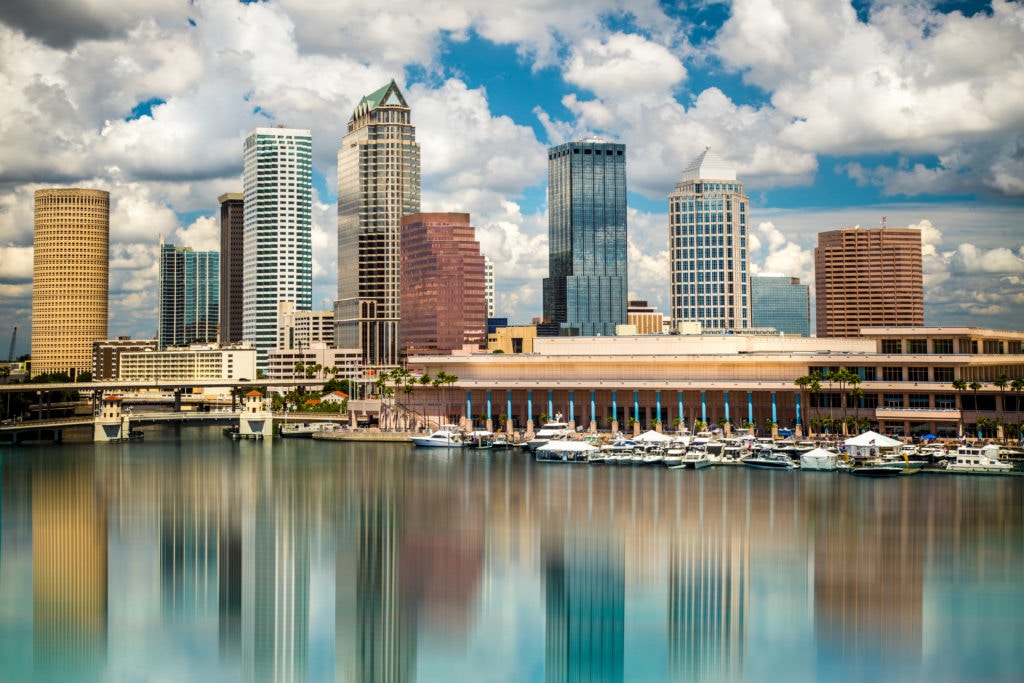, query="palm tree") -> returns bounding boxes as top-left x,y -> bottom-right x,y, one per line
794,375 -> 811,434
952,378 -> 967,436
994,374 -> 1009,442
969,380 -> 983,437
832,367 -> 859,432
849,386 -> 864,431
1011,377 -> 1024,442
808,371 -> 823,433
